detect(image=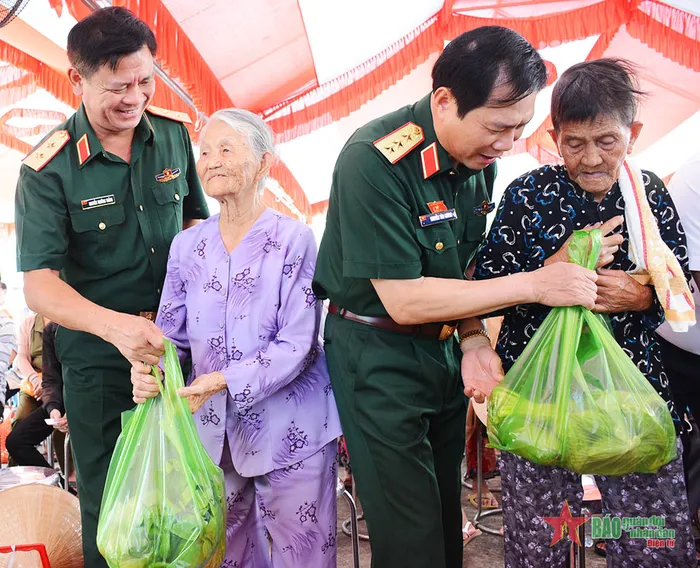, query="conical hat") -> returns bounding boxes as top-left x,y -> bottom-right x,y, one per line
0,484 -> 82,567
